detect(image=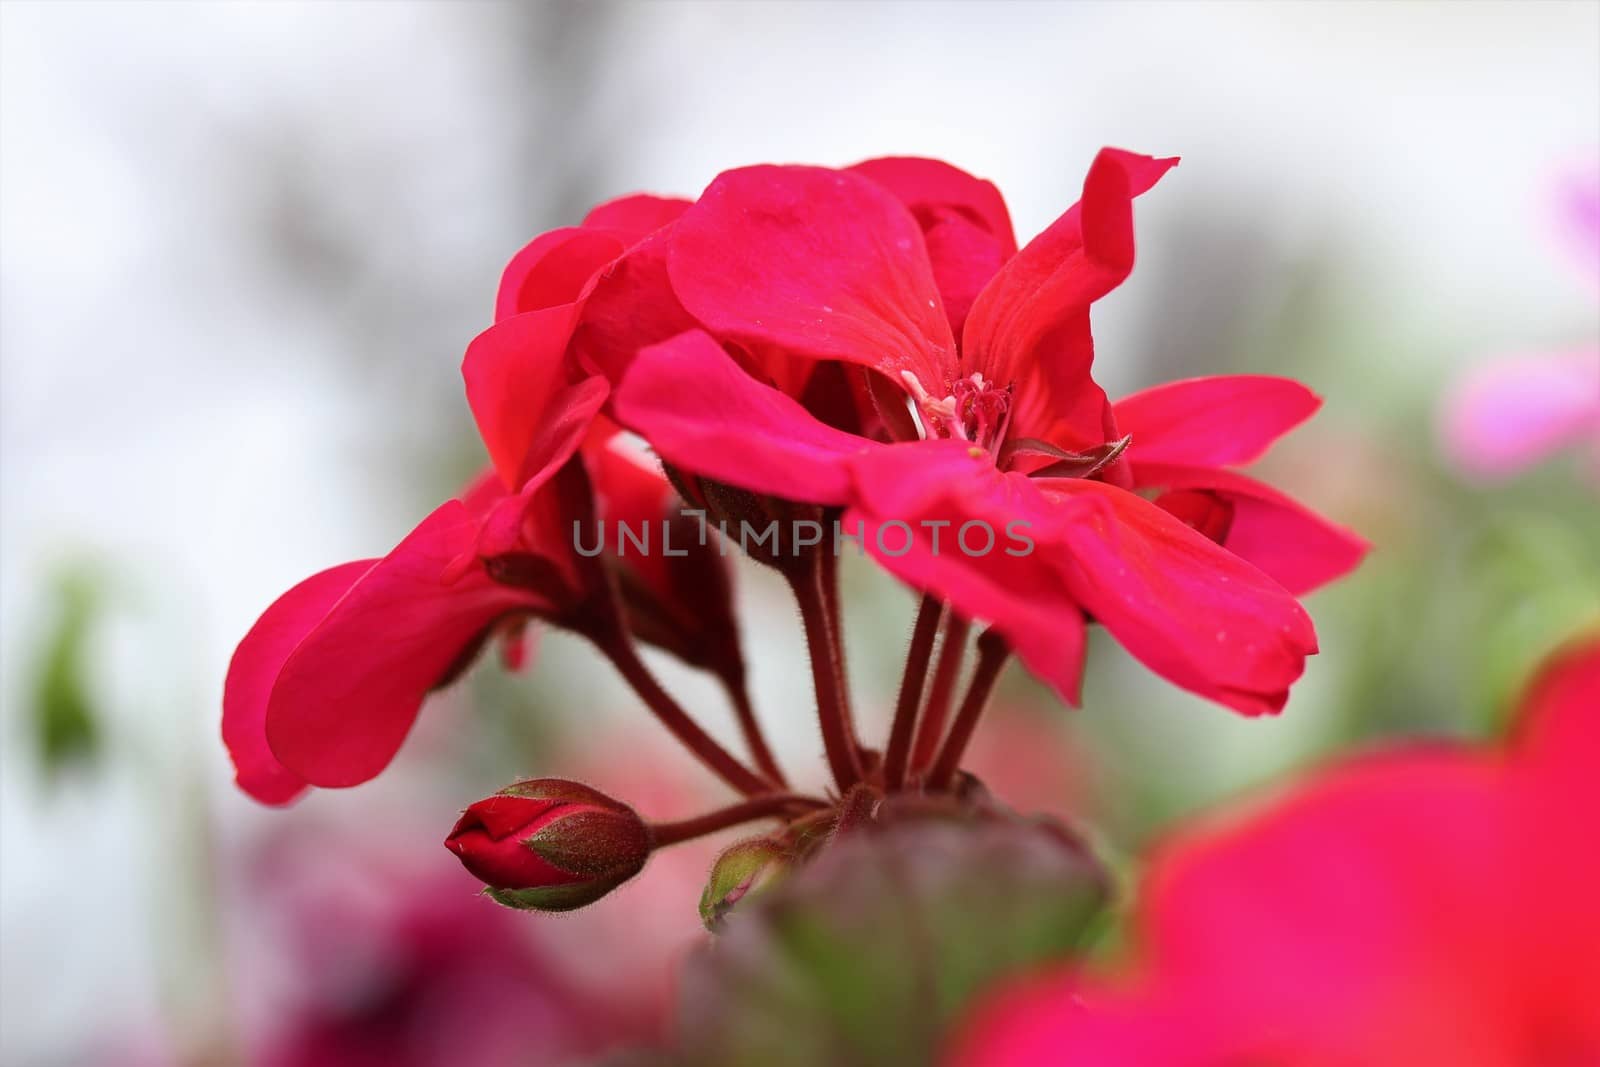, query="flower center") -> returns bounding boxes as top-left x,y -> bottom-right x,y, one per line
901,371 -> 1012,452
